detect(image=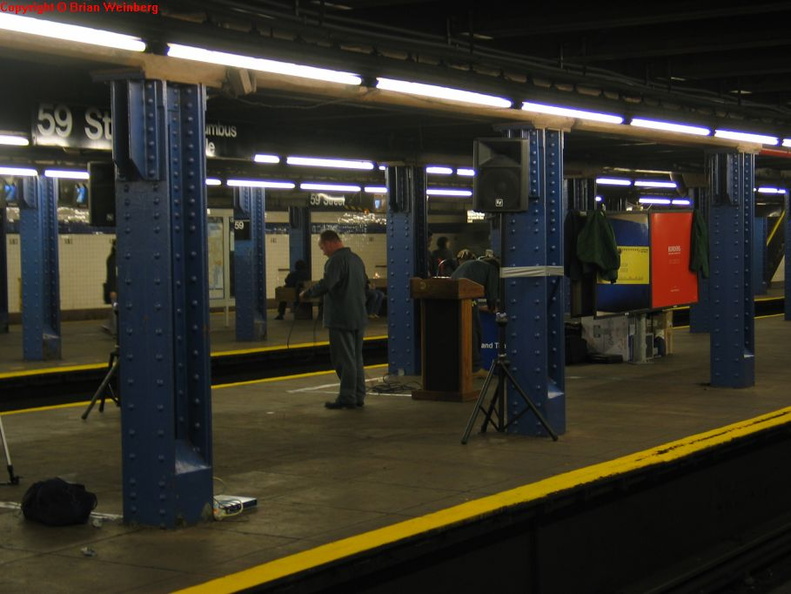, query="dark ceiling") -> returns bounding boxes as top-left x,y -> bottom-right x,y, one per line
2,1 -> 791,182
